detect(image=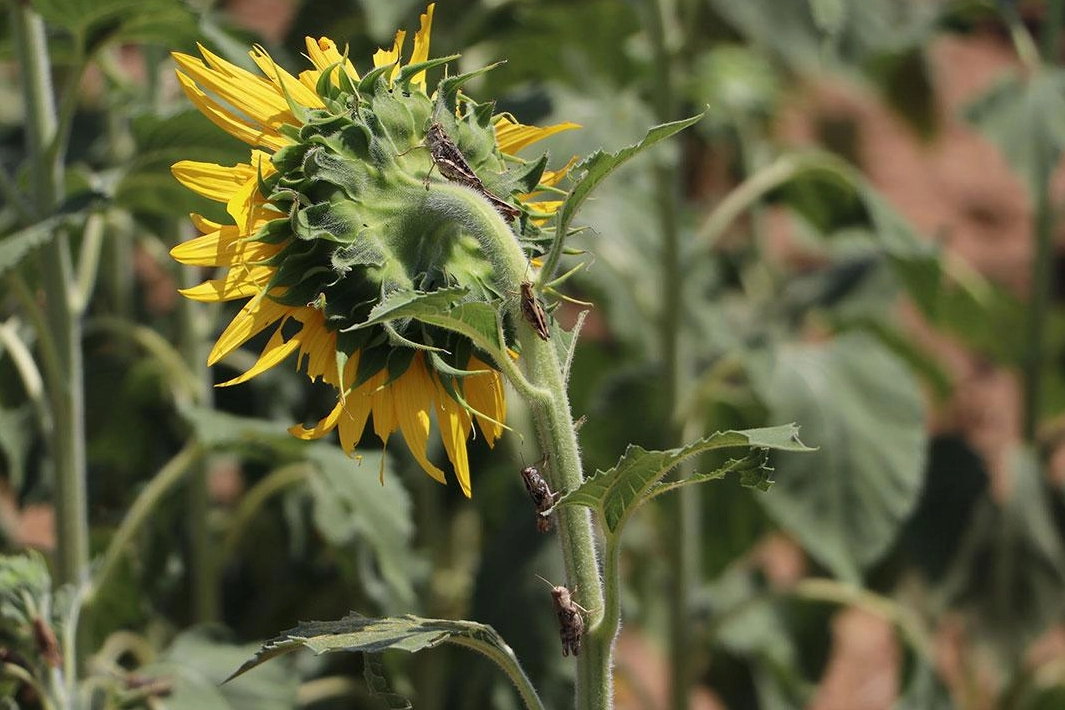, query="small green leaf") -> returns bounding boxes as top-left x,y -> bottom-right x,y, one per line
556,424 -> 812,535
557,114 -> 704,242
229,614 -> 510,681
346,288 -> 505,359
